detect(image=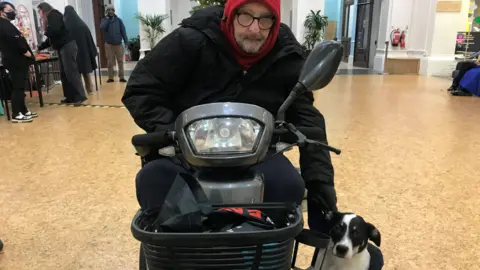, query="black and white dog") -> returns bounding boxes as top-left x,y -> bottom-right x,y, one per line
318,211 -> 381,270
